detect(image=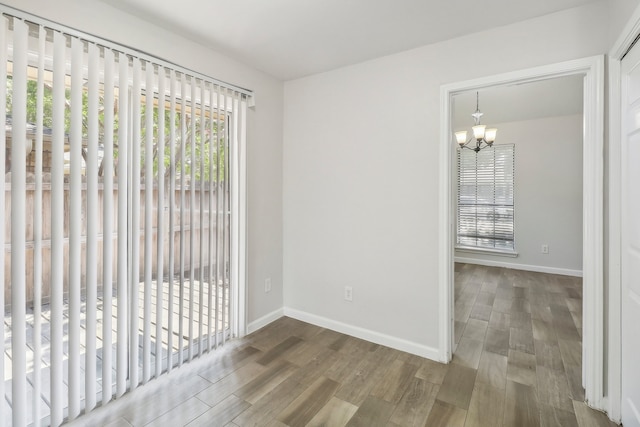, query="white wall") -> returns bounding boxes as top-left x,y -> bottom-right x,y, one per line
454,115 -> 584,276
2,0 -> 285,326
283,2 -> 609,357
608,0 -> 640,46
